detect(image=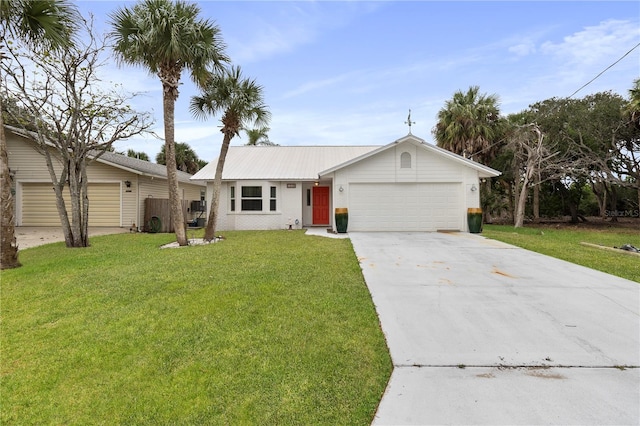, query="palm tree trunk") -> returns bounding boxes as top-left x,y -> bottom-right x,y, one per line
0,105 -> 21,269
163,89 -> 187,246
204,133 -> 232,241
